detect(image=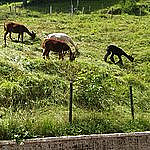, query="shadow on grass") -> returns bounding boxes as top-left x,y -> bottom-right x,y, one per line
12,39 -> 34,45
11,36 -> 41,45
